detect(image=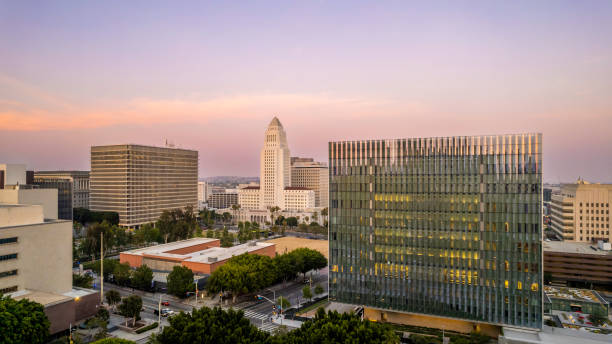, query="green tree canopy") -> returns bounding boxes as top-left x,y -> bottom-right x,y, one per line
73,273 -> 93,288
91,337 -> 136,343
314,285 -> 324,295
302,286 -> 312,302
275,309 -> 399,344
207,253 -> 277,303
157,206 -> 198,243
131,264 -> 153,290
167,265 -> 194,297
273,253 -> 298,286
285,217 -> 298,227
277,296 -> 291,309
105,290 -> 121,308
156,307 -> 269,344
0,295 -> 49,344
290,248 -> 327,277
74,208 -> 119,226
113,262 -> 132,286
118,295 -> 142,327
